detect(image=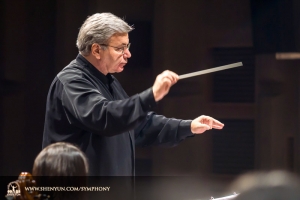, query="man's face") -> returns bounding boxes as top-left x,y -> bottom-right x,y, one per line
100,33 -> 131,74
